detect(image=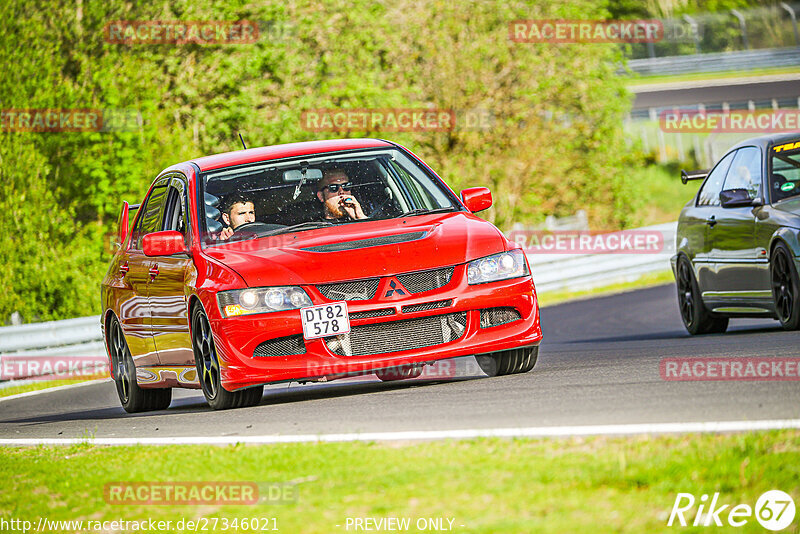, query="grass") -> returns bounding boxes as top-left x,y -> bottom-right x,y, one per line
0,432 -> 798,532
629,163 -> 700,226
0,379 -> 101,399
627,65 -> 800,87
